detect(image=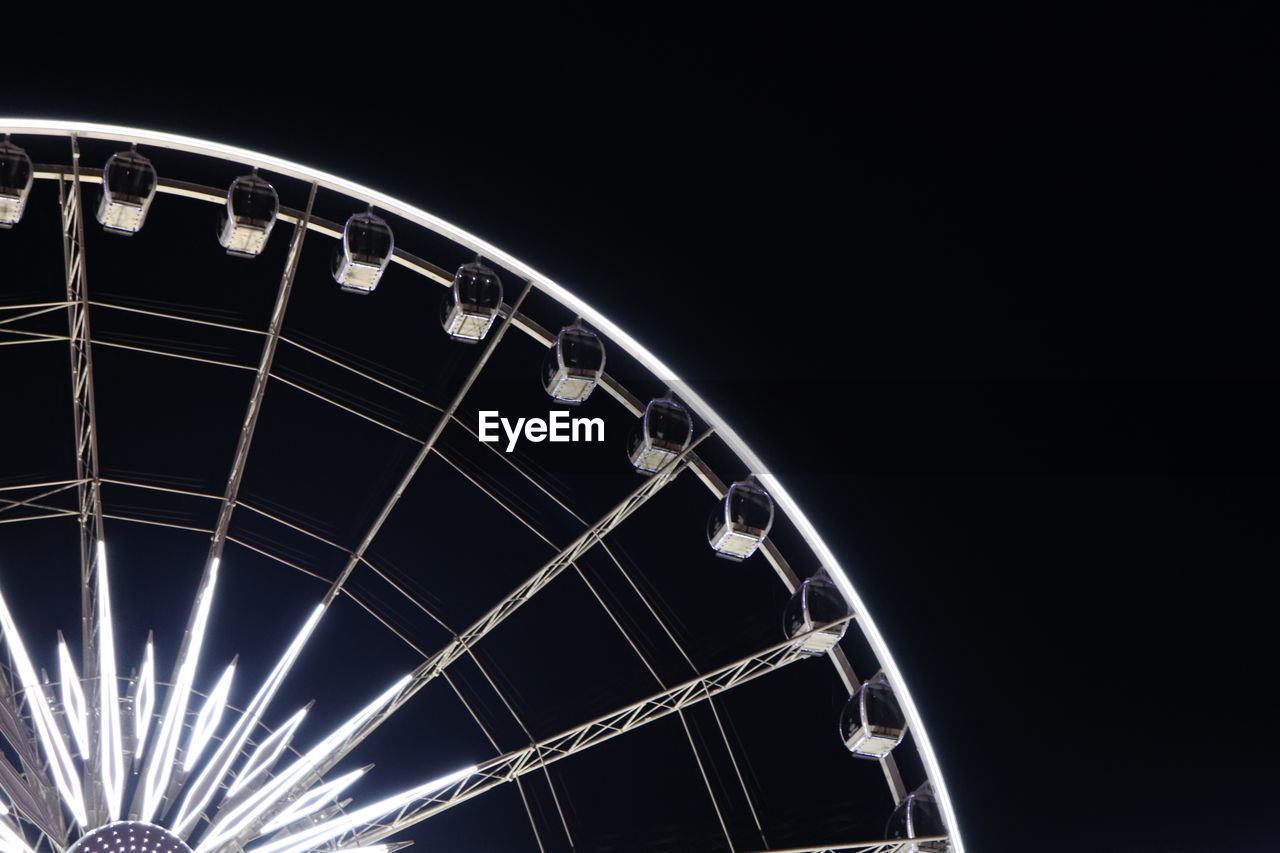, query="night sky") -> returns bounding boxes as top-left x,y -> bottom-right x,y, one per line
4,8 -> 1276,852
